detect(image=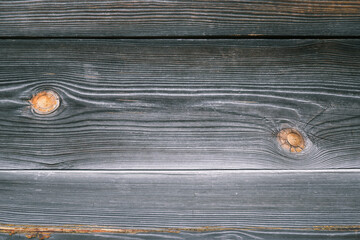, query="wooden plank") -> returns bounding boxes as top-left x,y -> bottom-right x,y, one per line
0,170 -> 358,239
0,0 -> 360,37
1,229 -> 359,240
0,39 -> 360,170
